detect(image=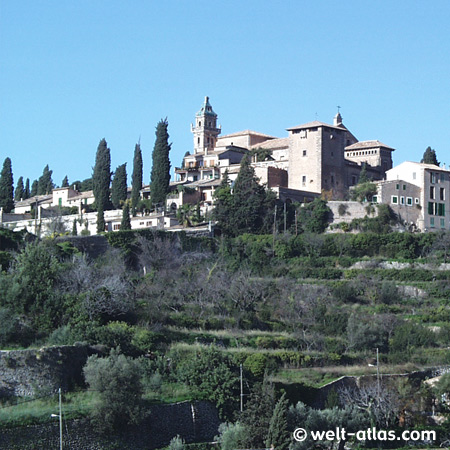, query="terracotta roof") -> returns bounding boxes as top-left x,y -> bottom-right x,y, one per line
250,137 -> 289,150
345,140 -> 394,151
286,120 -> 347,131
15,195 -> 52,207
218,129 -> 277,139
